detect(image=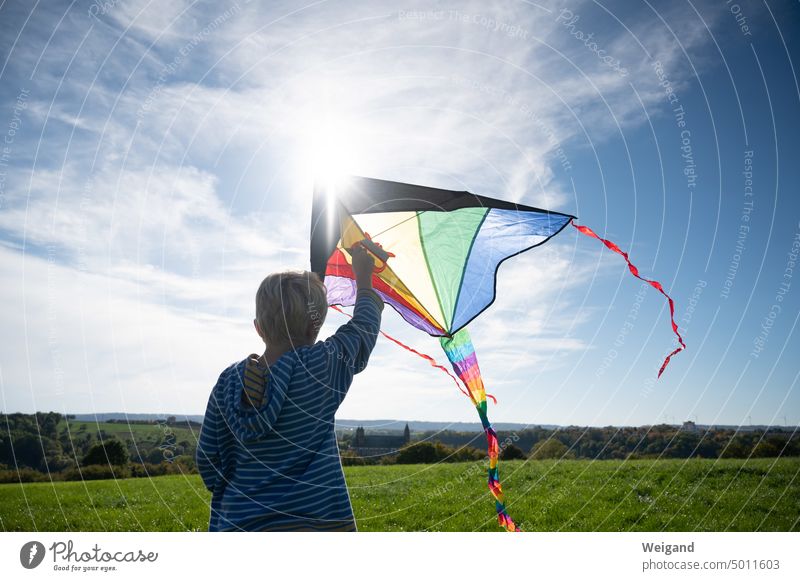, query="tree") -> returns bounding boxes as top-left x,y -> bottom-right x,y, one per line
7,434 -> 47,470
394,442 -> 471,464
500,444 -> 526,460
396,442 -> 443,464
146,448 -> 169,464
530,439 -> 575,460
82,439 -> 128,466
35,412 -> 62,439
